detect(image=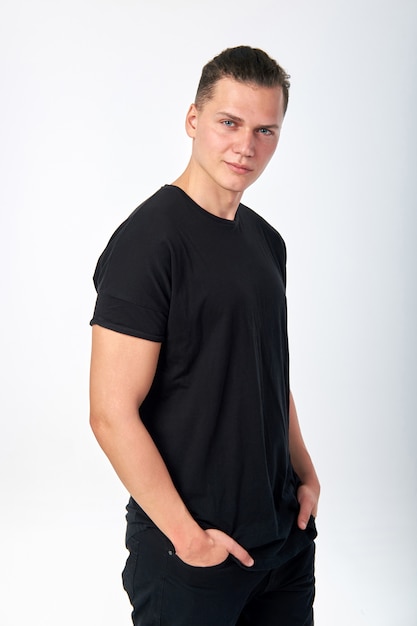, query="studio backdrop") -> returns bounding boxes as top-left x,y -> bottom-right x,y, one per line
1,1 -> 416,624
